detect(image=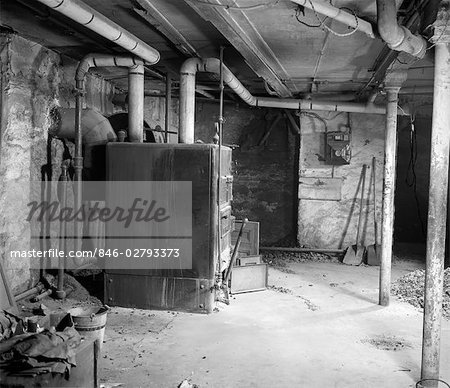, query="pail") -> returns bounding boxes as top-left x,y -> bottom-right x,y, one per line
69,306 -> 108,351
